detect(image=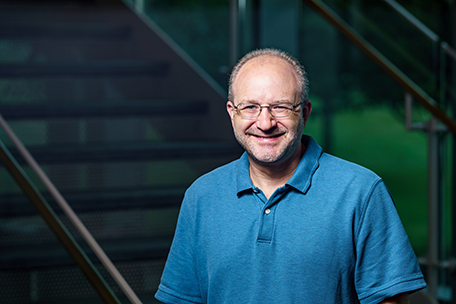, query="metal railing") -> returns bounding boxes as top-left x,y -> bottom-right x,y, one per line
384,0 -> 456,63
384,0 -> 456,107
302,0 -> 456,135
0,114 -> 142,304
383,0 -> 456,301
